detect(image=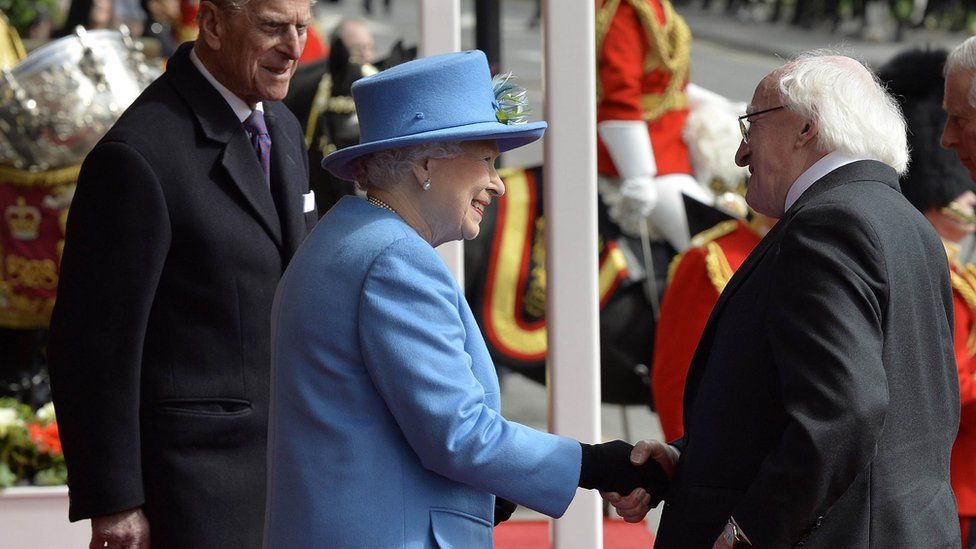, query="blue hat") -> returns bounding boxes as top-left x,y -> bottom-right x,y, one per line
321,50 -> 547,181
